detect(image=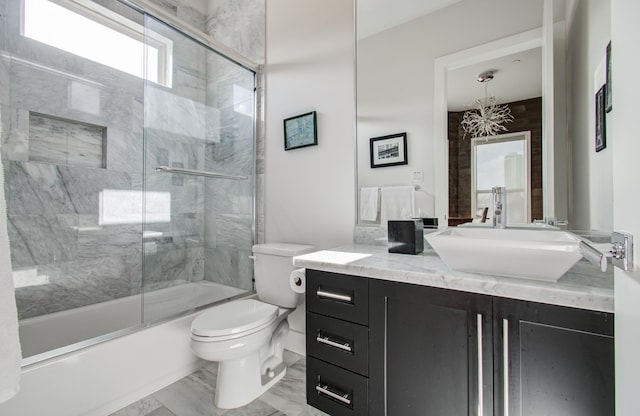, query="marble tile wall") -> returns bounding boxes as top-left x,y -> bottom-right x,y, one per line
1,0 -> 147,319
150,0 -> 208,31
206,0 -> 266,64
27,113 -> 106,169
1,0 -> 262,321
203,0 -> 266,246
